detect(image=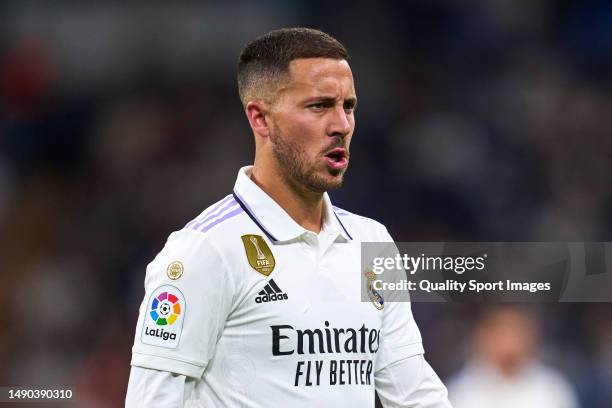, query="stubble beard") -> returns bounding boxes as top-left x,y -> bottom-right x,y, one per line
269,127 -> 346,194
